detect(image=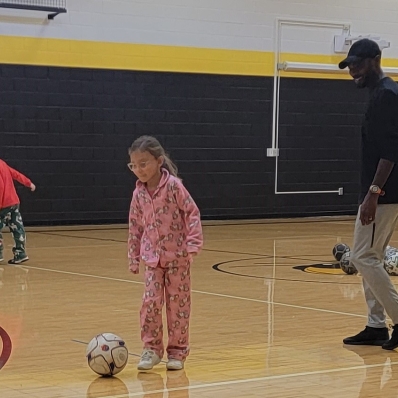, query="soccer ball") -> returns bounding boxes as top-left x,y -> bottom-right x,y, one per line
384,247 -> 398,276
385,245 -> 397,256
86,333 -> 128,376
340,251 -> 357,275
332,243 -> 350,262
